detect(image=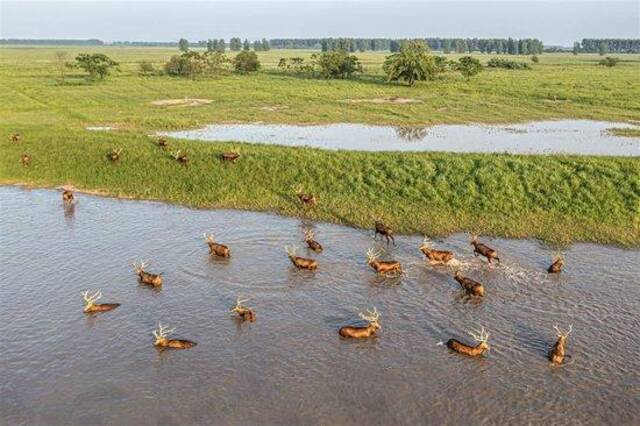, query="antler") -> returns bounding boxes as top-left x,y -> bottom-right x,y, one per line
420,236 -> 432,248
132,259 -> 148,272
366,248 -> 381,262
291,184 -> 303,194
152,321 -> 175,340
285,245 -> 296,257
203,232 -> 215,243
82,289 -> 102,304
552,251 -> 564,262
232,296 -> 251,313
359,307 -> 380,325
468,326 -> 490,343
553,324 -> 573,338
304,229 -> 314,241
469,234 -> 479,243
171,150 -> 182,159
